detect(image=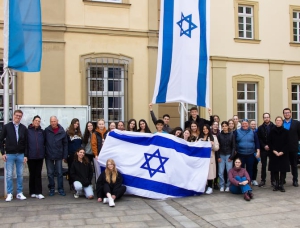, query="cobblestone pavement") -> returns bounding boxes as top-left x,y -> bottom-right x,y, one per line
0,167 -> 300,227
